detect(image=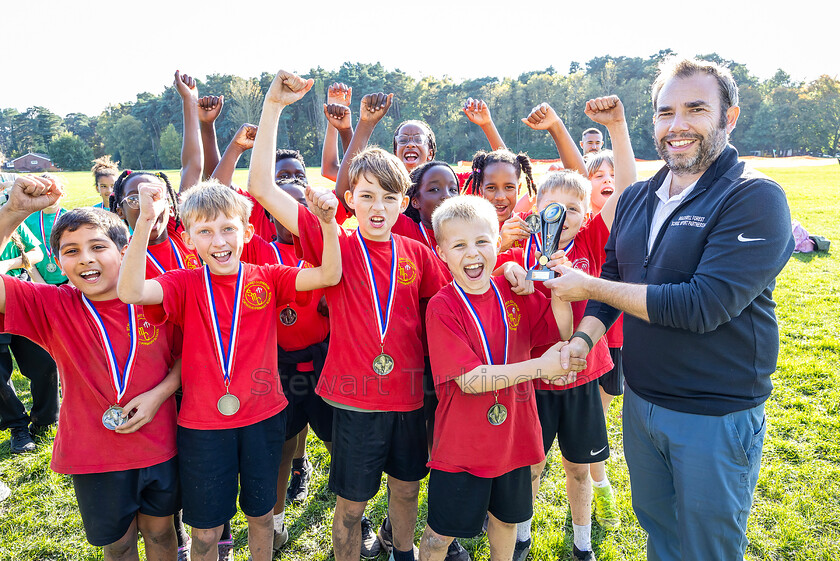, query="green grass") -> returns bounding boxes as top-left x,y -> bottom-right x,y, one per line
1,164 -> 838,560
